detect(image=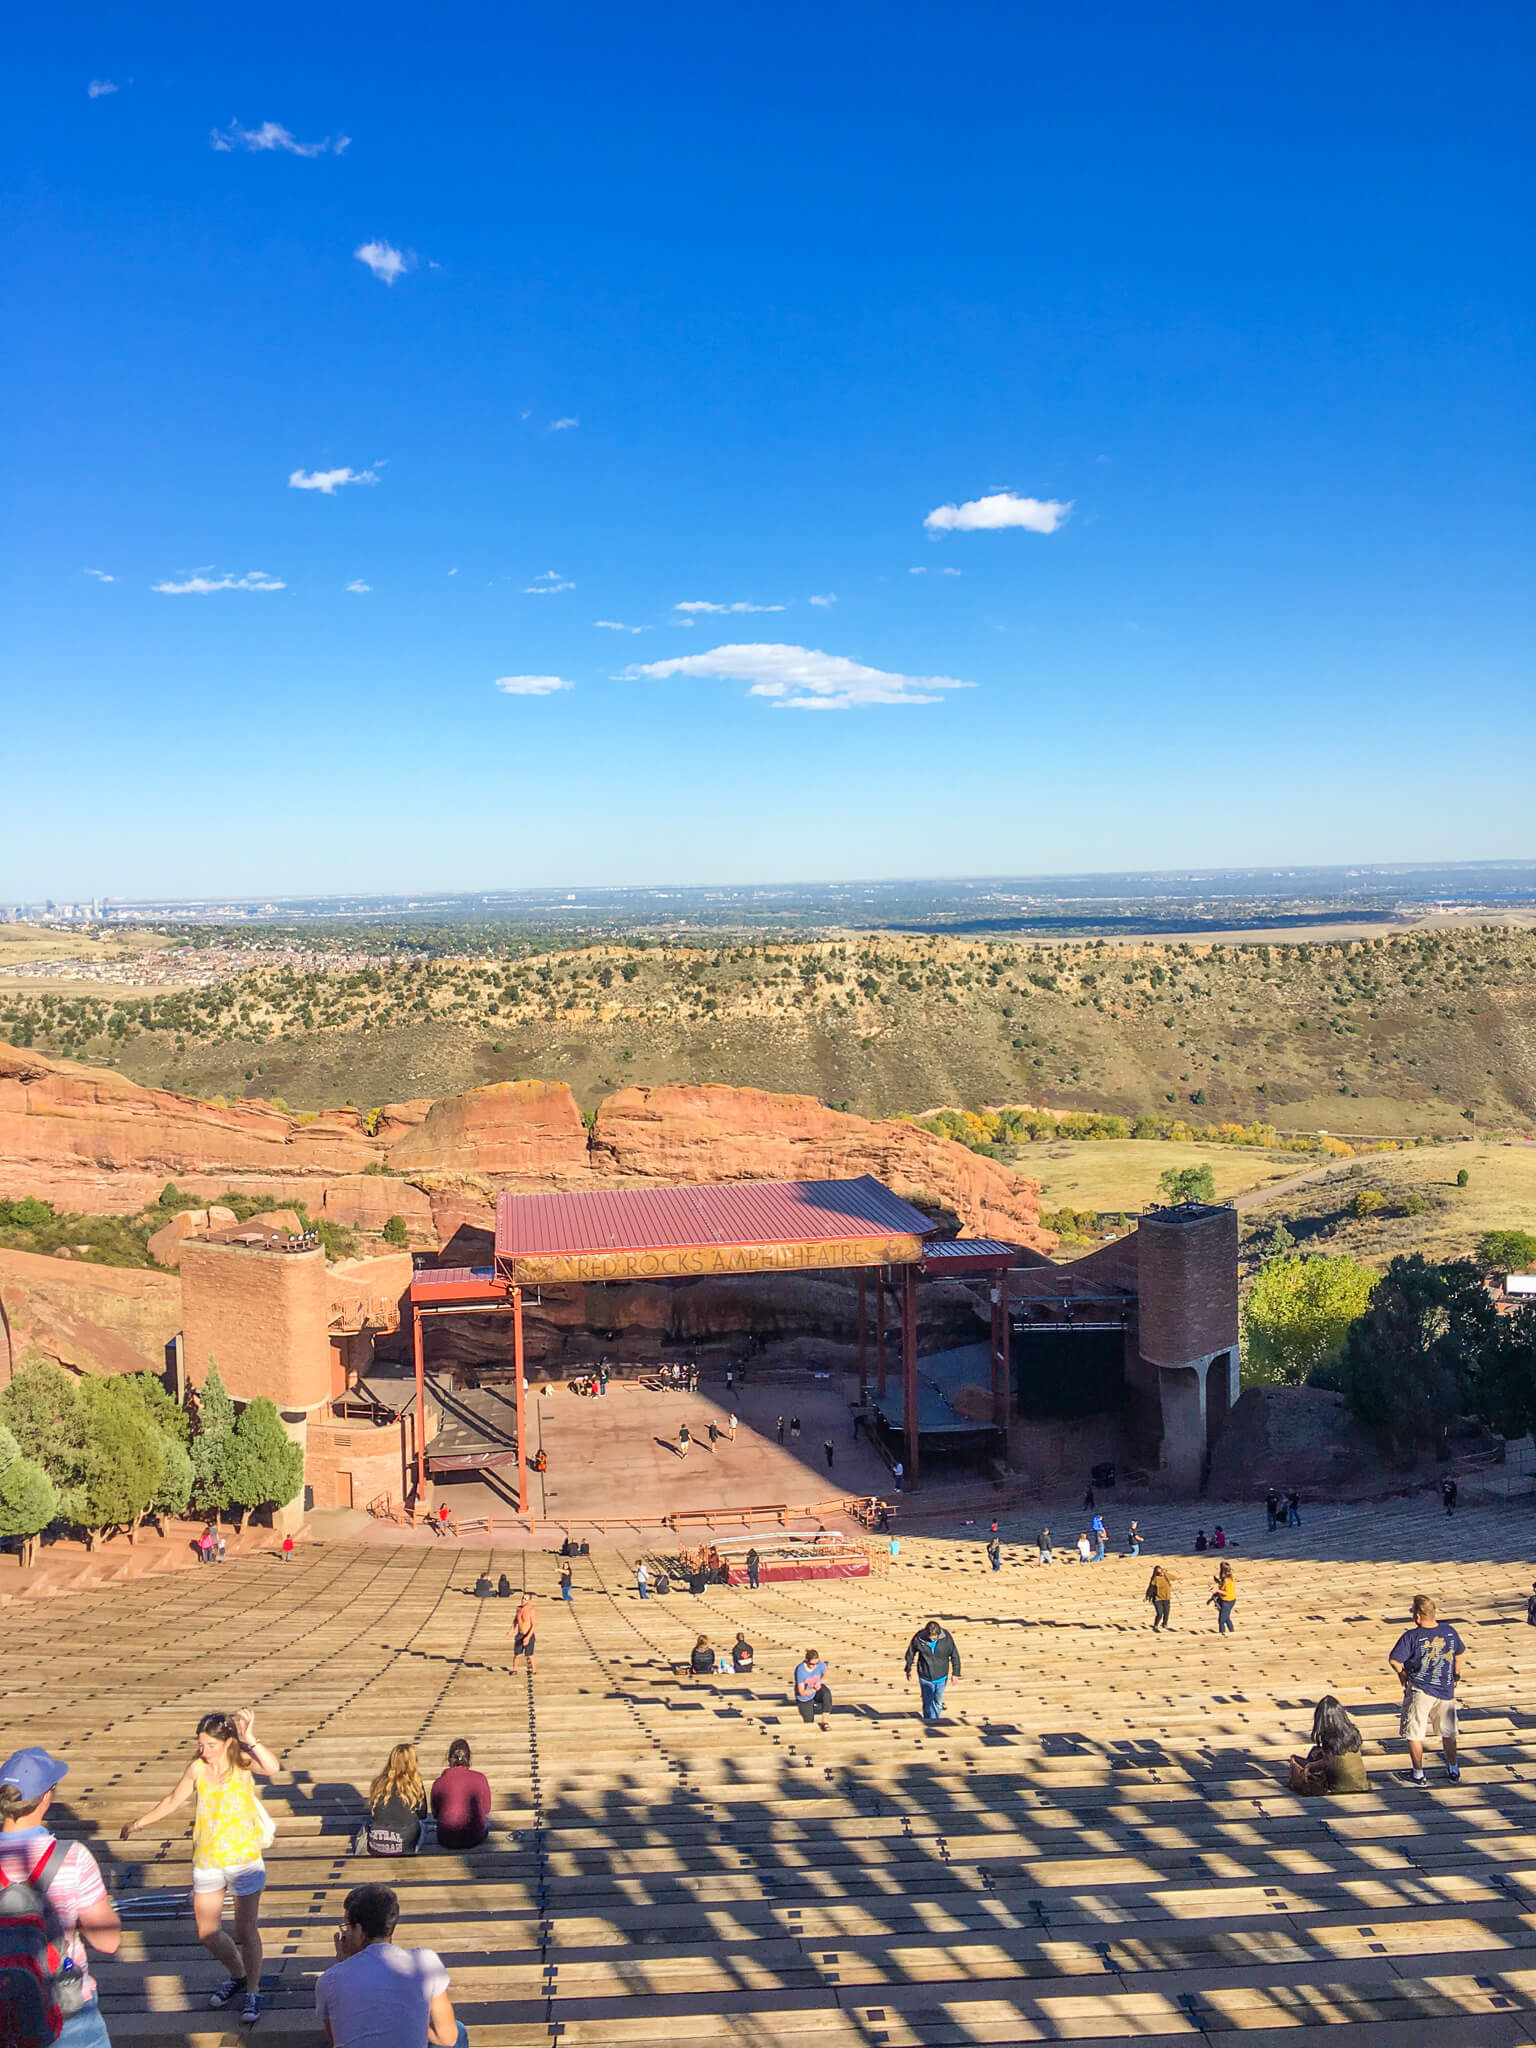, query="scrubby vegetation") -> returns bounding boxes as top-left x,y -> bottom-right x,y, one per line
4,925 -> 1533,1133
0,1184 -> 359,1268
